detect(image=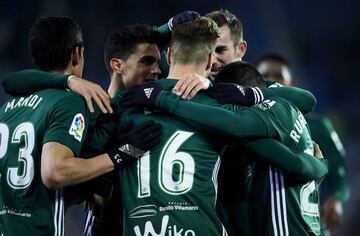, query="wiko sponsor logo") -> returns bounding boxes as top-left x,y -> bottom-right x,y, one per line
133,215 -> 195,236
